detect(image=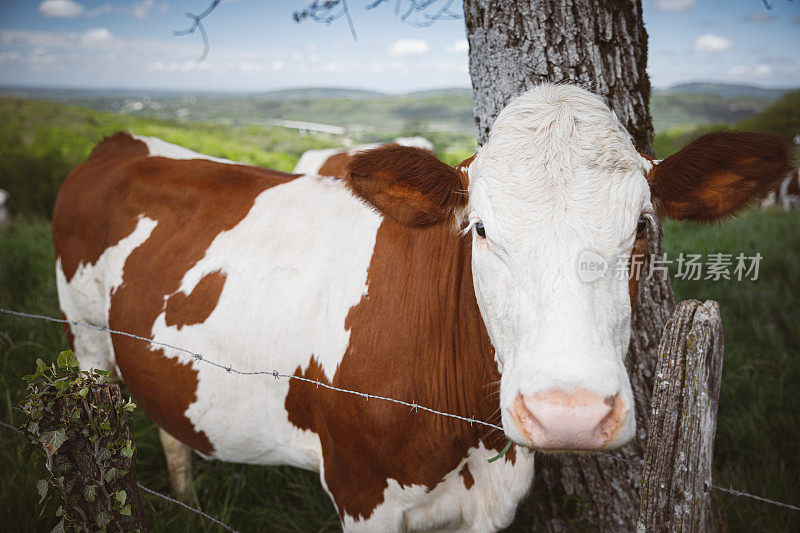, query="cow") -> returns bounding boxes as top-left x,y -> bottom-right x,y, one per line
52,84 -> 792,532
0,188 -> 9,229
761,168 -> 800,210
293,136 -> 435,178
